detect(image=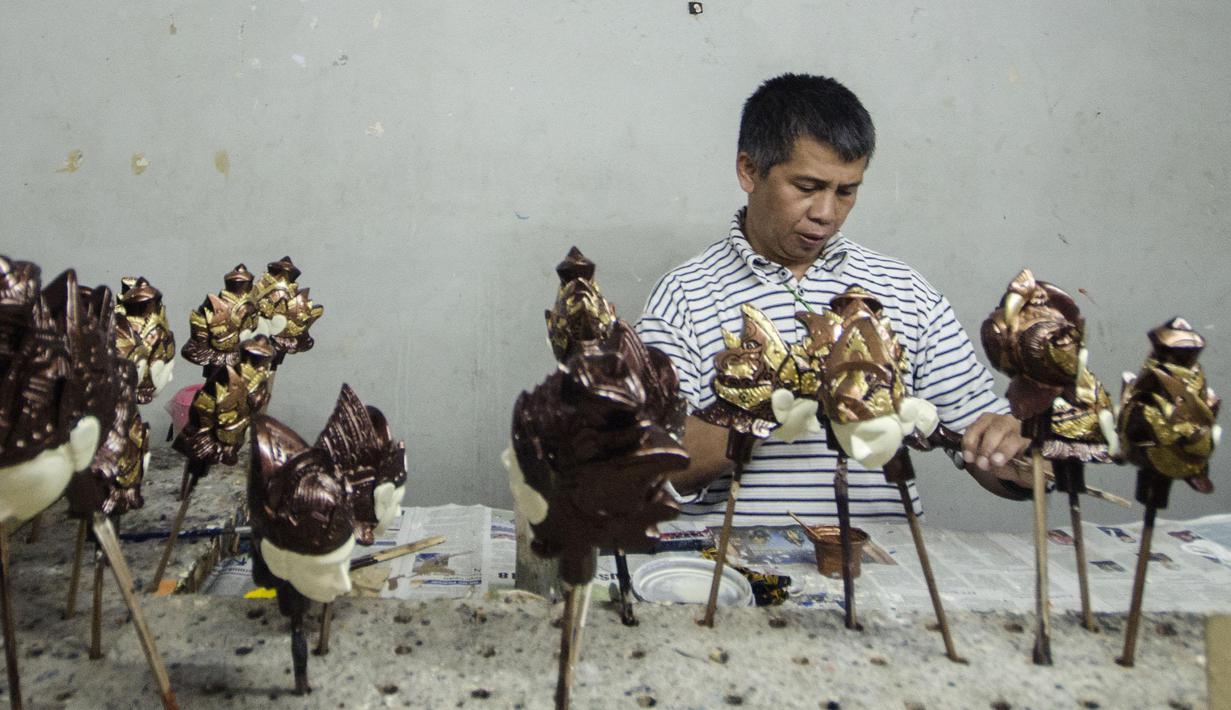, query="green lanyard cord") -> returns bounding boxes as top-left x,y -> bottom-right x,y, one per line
783,282 -> 816,313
